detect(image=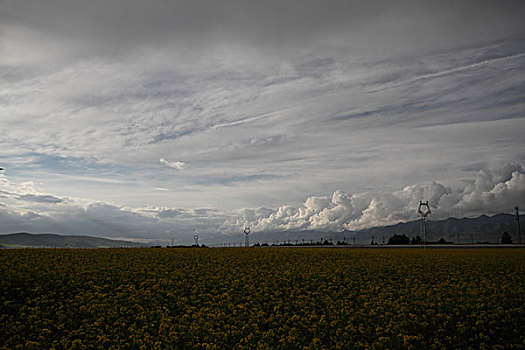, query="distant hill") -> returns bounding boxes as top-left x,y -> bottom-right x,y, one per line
0,233 -> 147,248
209,213 -> 523,245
